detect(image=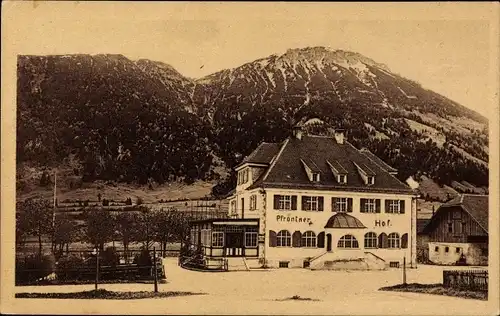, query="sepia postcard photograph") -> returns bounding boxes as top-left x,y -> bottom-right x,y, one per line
1,1 -> 499,315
